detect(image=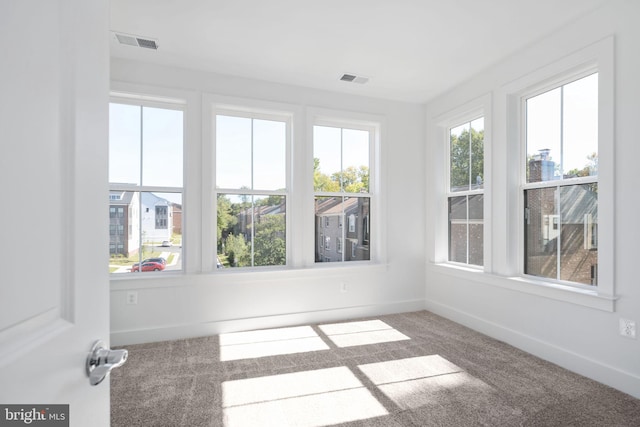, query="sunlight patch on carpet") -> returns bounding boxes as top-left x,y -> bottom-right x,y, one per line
219,326 -> 329,361
222,367 -> 388,427
359,355 -> 491,409
319,319 -> 411,348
